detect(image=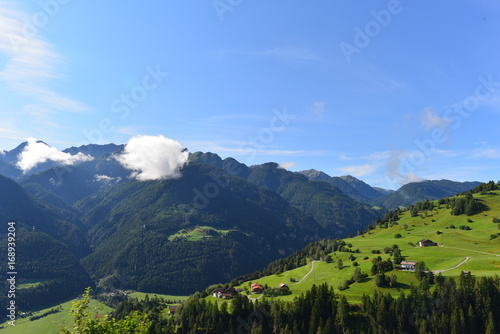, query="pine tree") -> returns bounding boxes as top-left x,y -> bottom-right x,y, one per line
485,312 -> 496,334
335,295 -> 349,332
